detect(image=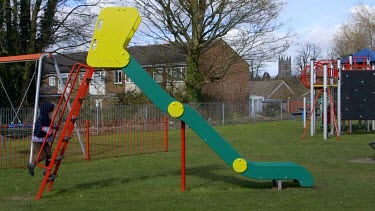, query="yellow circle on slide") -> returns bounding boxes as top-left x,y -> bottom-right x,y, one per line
233,158 -> 247,173
168,101 -> 184,118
